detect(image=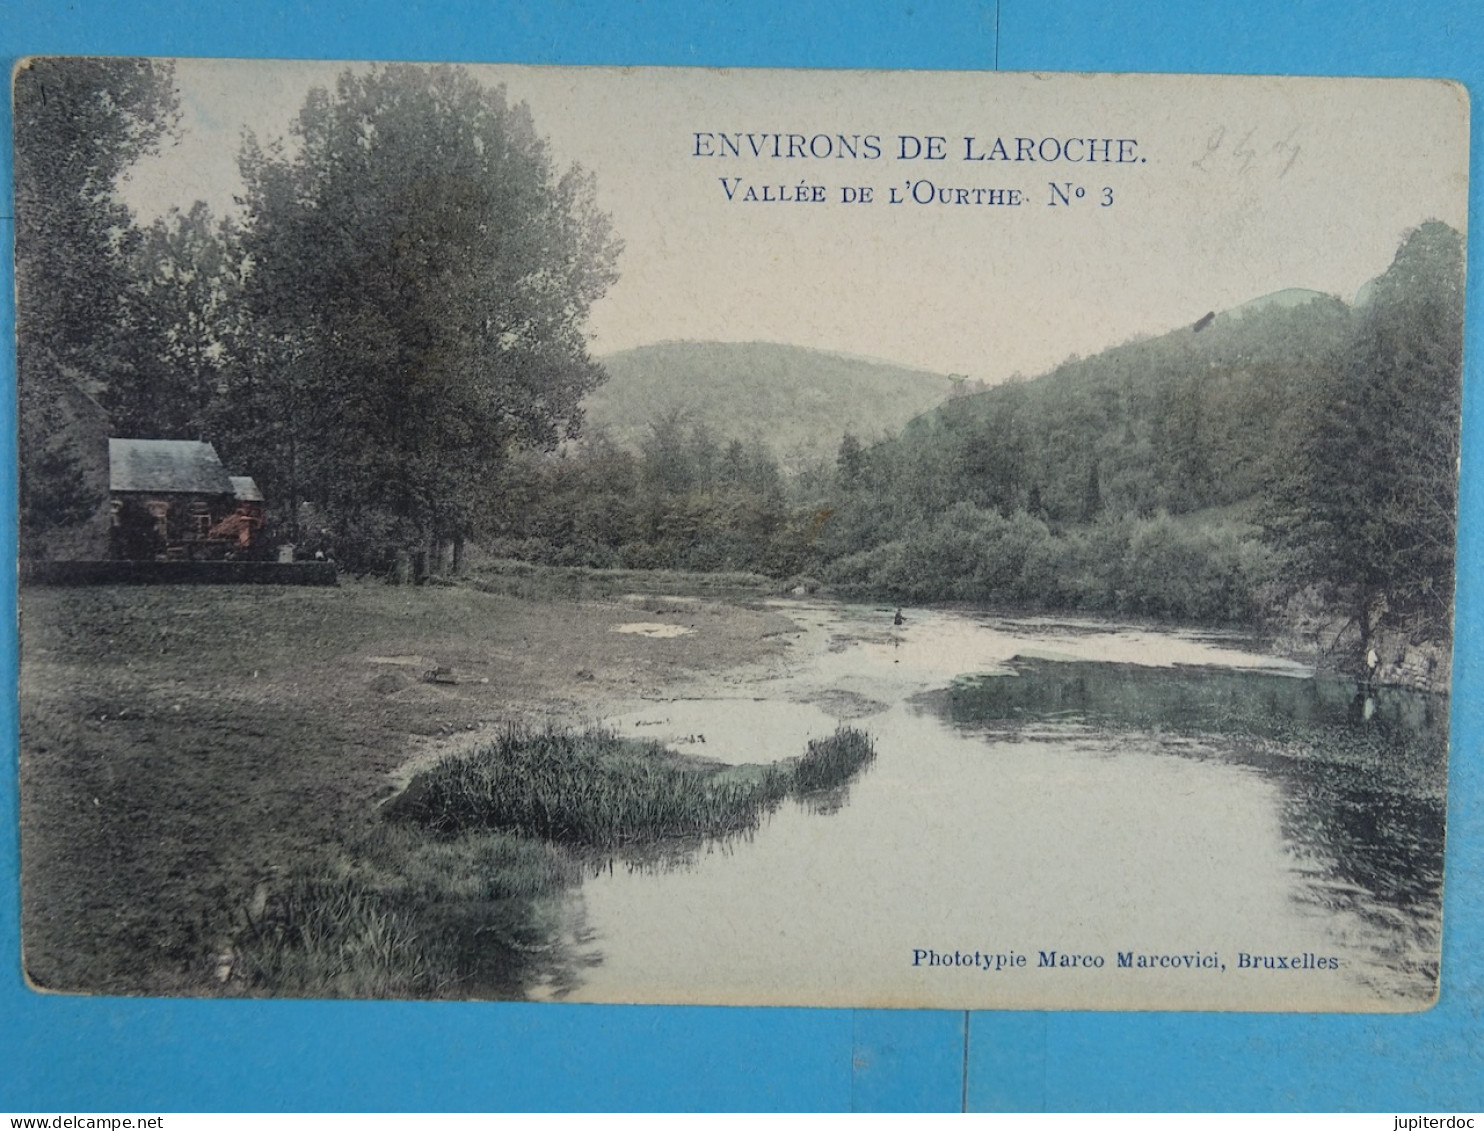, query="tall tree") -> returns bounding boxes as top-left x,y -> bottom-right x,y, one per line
1265,221 -> 1465,657
228,64 -> 621,563
12,57 -> 179,552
